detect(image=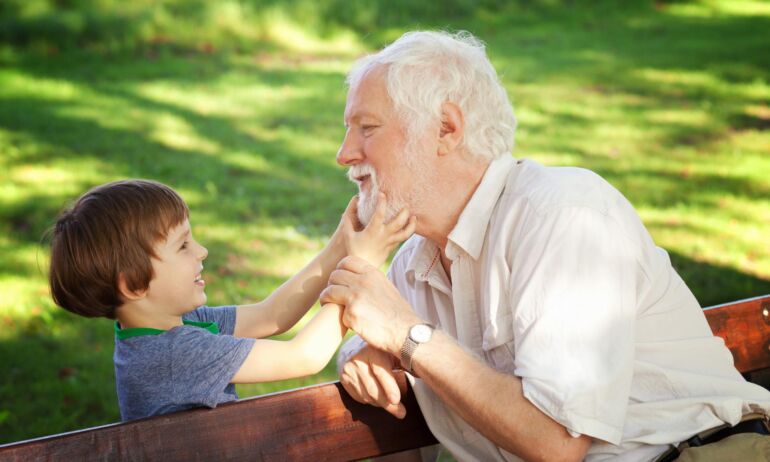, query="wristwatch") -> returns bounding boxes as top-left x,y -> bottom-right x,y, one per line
400,323 -> 435,375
